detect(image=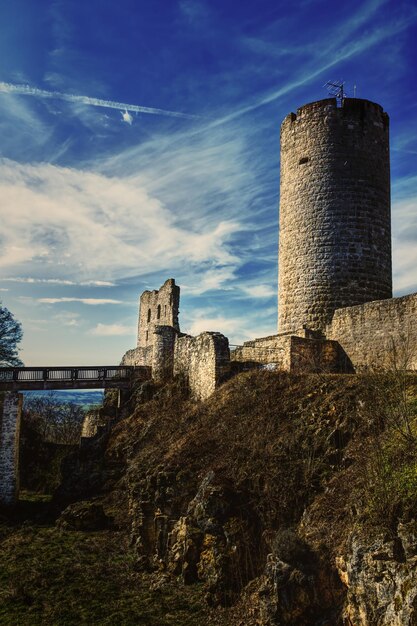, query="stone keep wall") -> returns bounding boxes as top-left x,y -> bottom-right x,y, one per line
326,293 -> 417,370
278,98 -> 392,334
231,333 -> 348,373
152,326 -> 178,383
231,334 -> 293,369
174,332 -> 230,401
121,346 -> 153,367
0,392 -> 23,506
137,278 -> 180,350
